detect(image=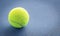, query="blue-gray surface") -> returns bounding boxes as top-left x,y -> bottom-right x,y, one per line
0,0 -> 60,36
